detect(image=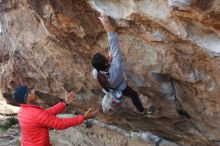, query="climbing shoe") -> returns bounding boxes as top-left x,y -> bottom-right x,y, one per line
140,105 -> 155,117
